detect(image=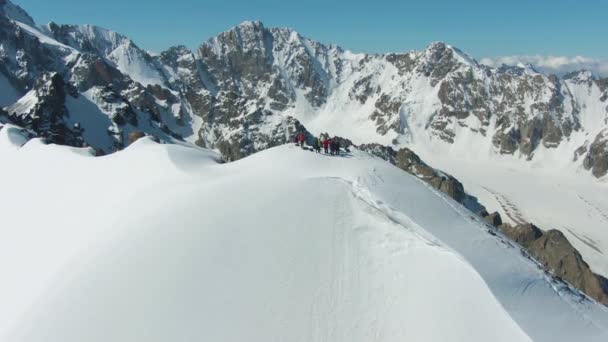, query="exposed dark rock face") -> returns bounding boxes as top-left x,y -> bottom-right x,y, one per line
498,223 -> 543,248
483,212 -> 503,227
531,230 -> 608,305
128,130 -> 146,144
583,129 -> 608,178
359,143 -> 465,203
5,72 -> 83,147
213,115 -> 310,162
360,140 -> 608,306
498,223 -> 608,305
